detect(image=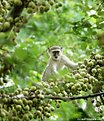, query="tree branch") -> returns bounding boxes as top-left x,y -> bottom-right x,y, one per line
45,92 -> 104,101
0,92 -> 104,102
